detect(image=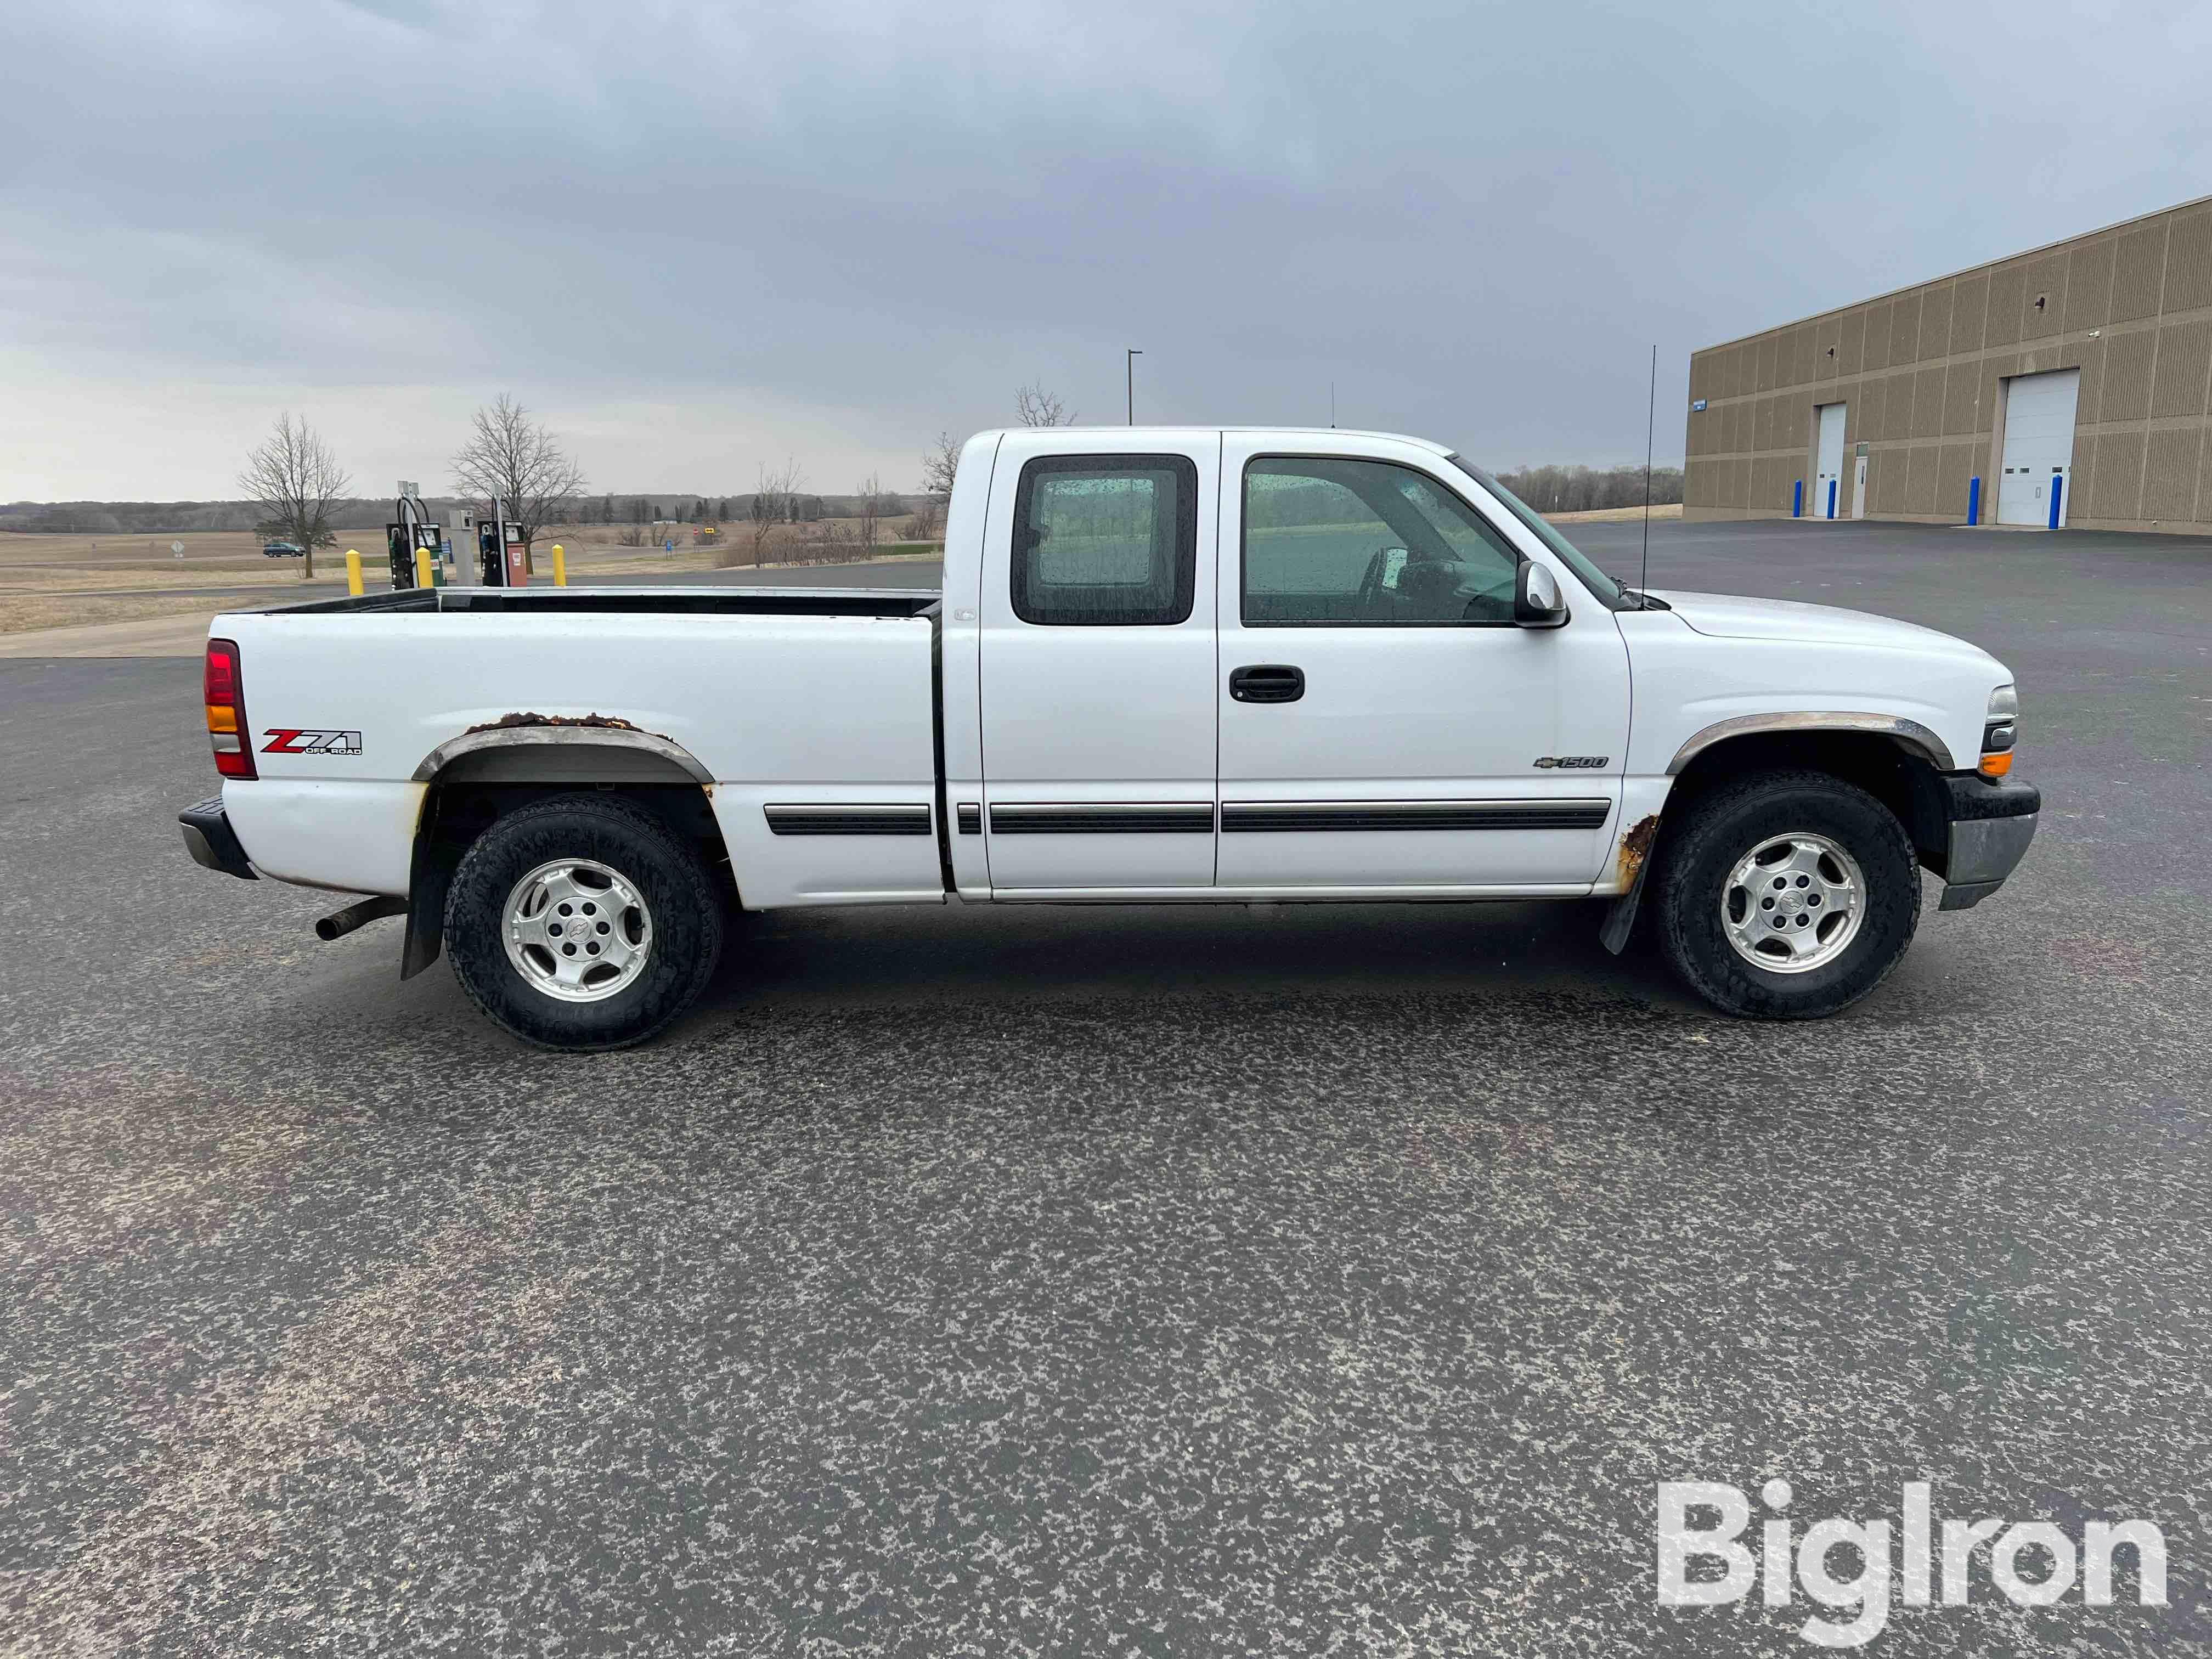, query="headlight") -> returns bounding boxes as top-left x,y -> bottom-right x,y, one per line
1980,684 -> 2018,776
